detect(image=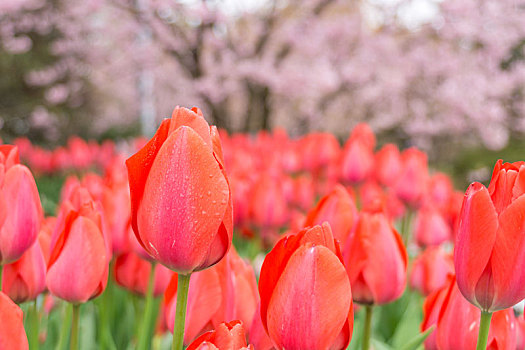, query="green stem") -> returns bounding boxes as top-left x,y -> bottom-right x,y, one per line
401,210 -> 413,246
57,303 -> 72,350
476,311 -> 493,350
28,299 -> 39,350
362,305 -> 373,350
172,274 -> 191,350
70,304 -> 80,350
137,262 -> 157,350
